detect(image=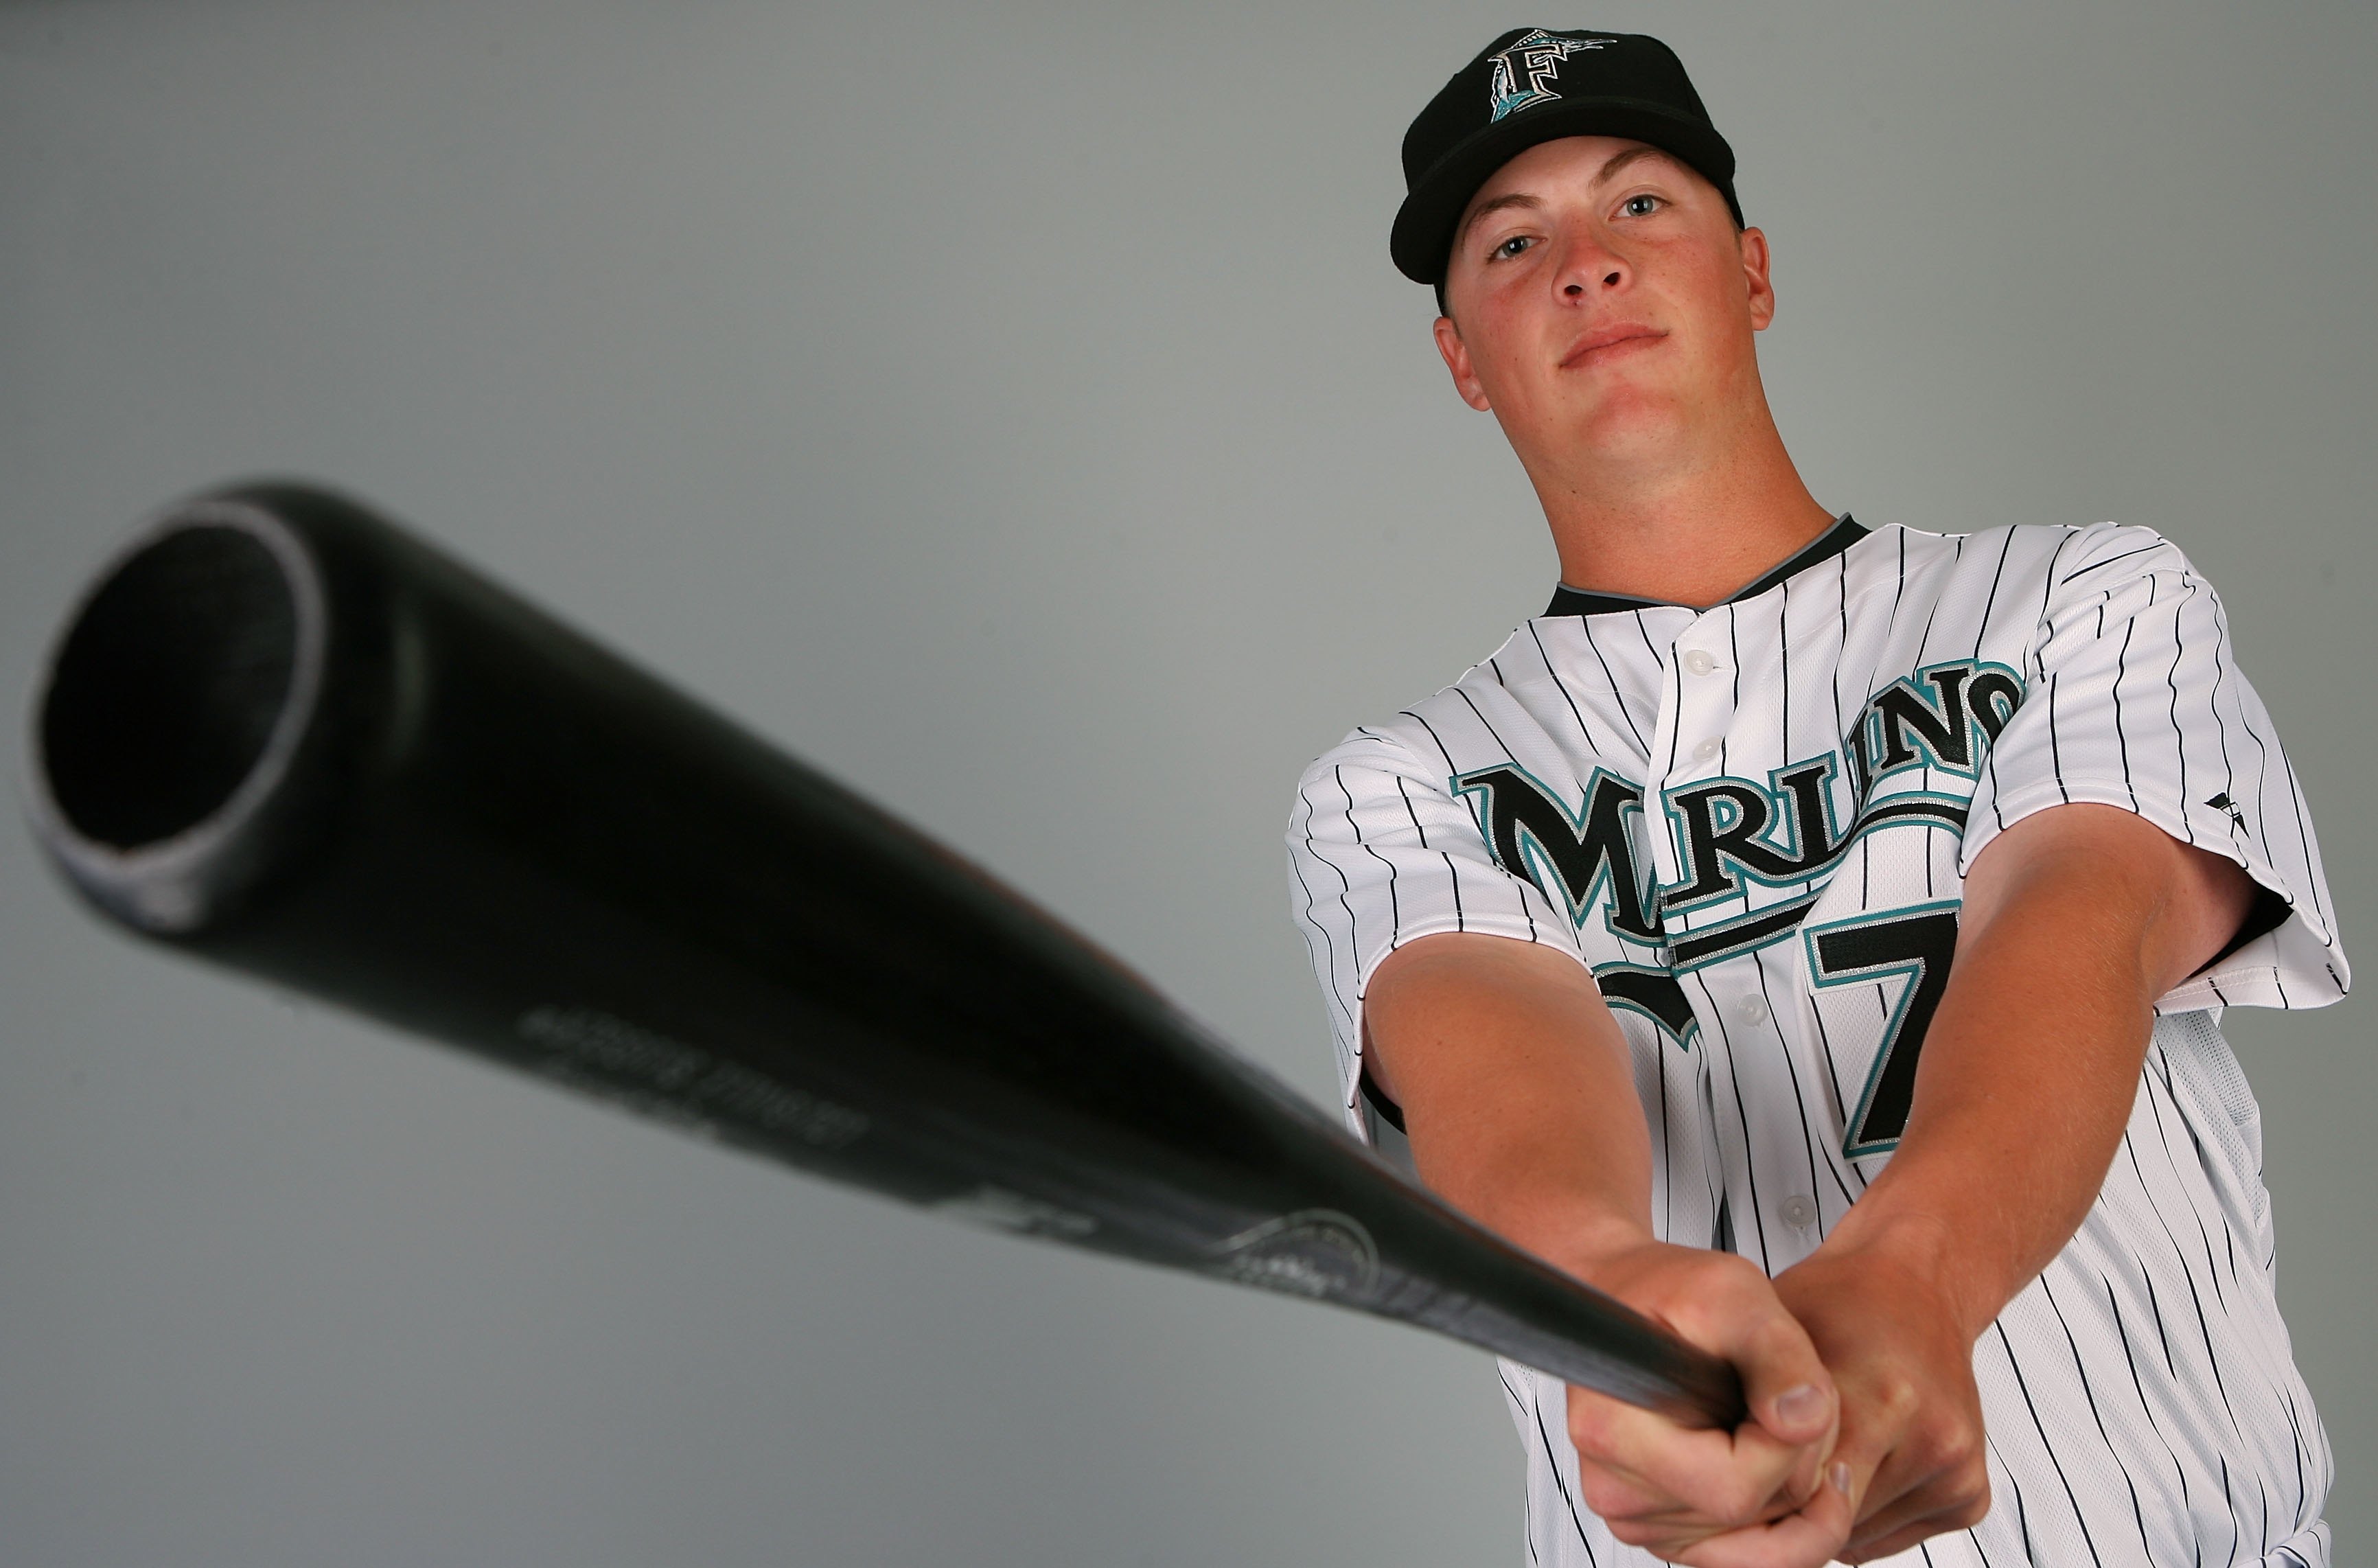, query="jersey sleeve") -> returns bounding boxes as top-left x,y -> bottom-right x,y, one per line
1962,523 -> 2348,1013
1285,725 -> 1593,1133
